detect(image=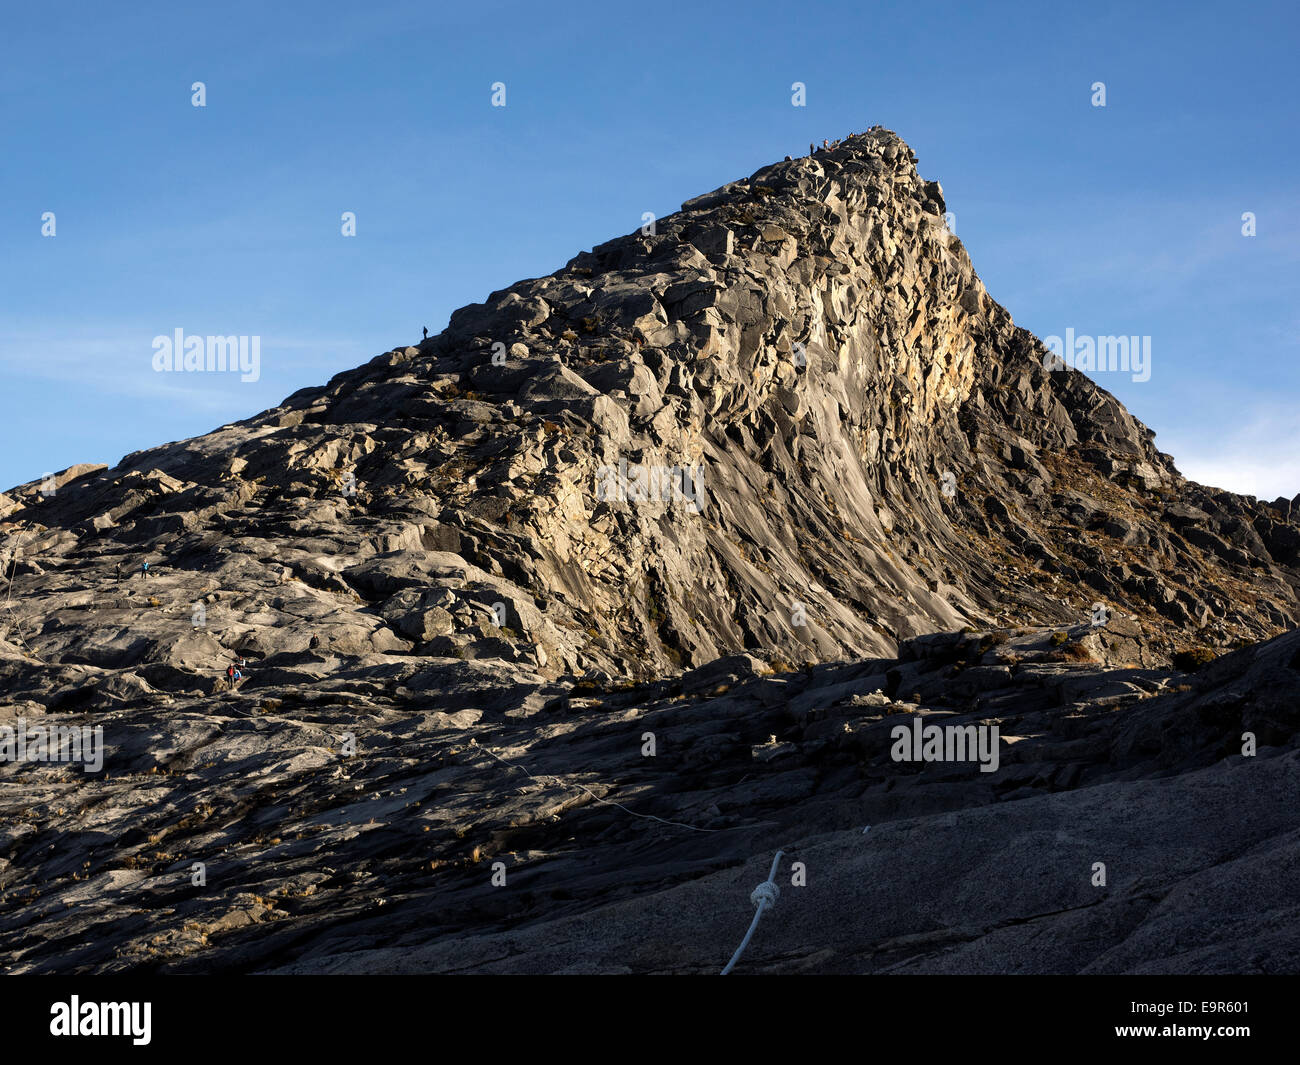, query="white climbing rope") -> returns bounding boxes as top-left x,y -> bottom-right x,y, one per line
475,741 -> 724,833
720,849 -> 784,975
470,746 -> 807,974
